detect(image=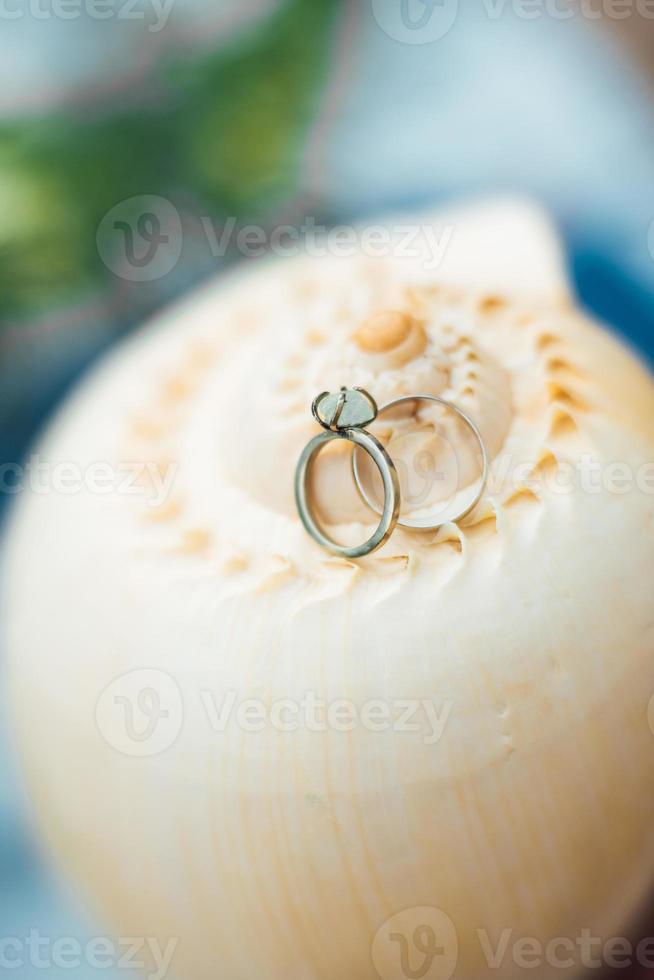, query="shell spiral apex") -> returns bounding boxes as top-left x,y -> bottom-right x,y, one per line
4,201 -> 654,980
